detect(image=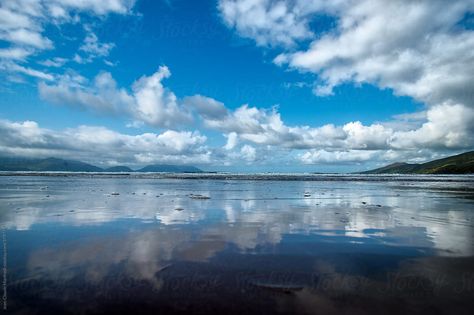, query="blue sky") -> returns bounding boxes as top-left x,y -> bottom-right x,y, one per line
0,0 -> 473,172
